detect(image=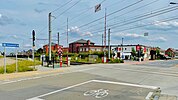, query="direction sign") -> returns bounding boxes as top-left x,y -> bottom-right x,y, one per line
2,43 -> 19,47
